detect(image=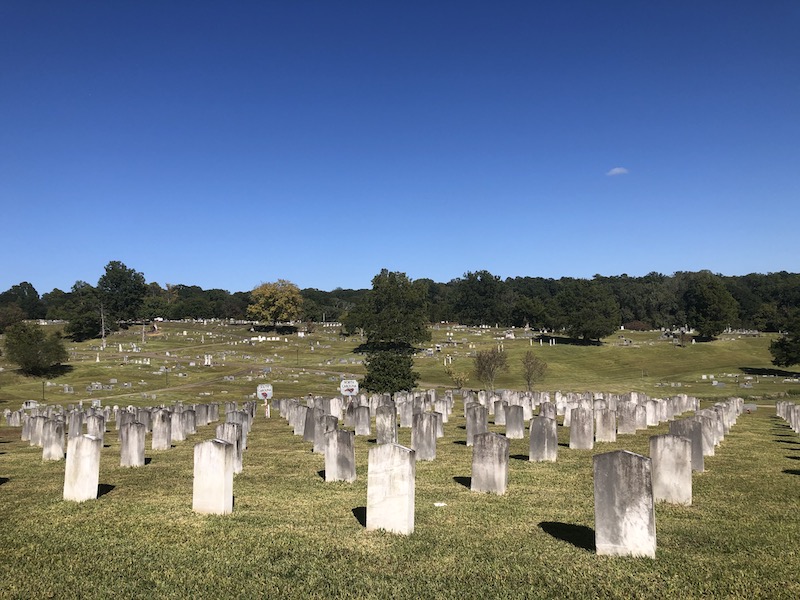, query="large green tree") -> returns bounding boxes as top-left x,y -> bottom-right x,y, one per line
348,269 -> 431,393
4,321 -> 68,376
770,311 -> 800,367
63,281 -> 105,342
553,280 -> 620,341
97,261 -> 148,322
682,271 -> 739,338
247,280 -> 303,326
